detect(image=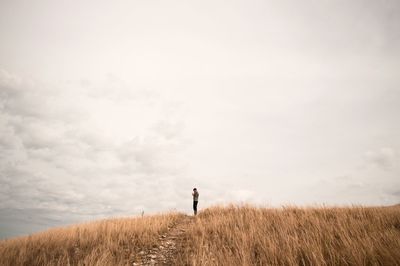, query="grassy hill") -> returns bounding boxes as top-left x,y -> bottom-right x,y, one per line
1,205 -> 399,265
